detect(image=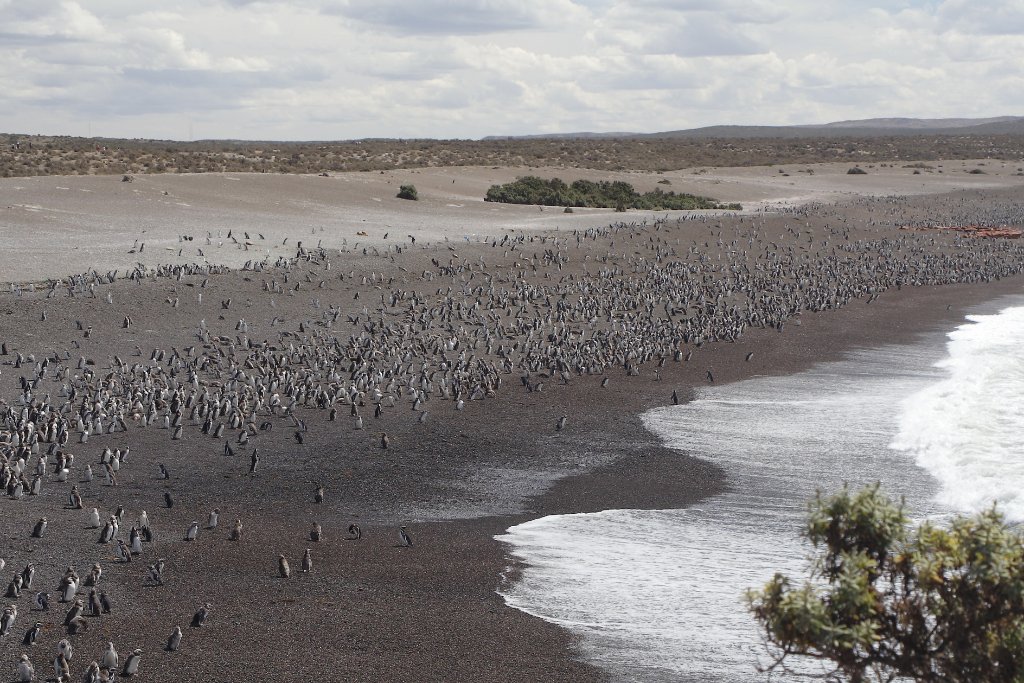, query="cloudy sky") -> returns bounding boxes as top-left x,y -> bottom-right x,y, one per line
1,0 -> 1022,140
